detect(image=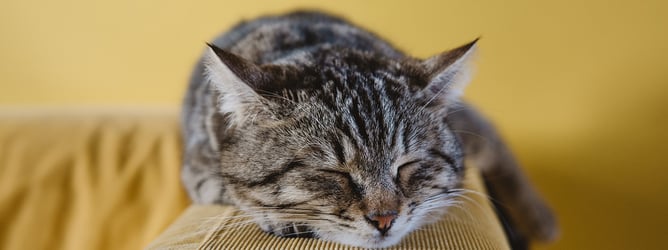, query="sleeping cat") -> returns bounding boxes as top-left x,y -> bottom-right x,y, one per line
181,11 -> 557,248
